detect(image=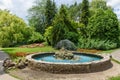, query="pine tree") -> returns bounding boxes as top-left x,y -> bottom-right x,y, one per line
51,5 -> 77,46
80,0 -> 89,26
45,0 -> 57,28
